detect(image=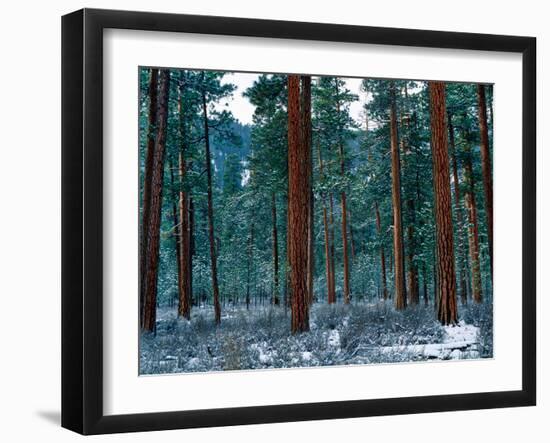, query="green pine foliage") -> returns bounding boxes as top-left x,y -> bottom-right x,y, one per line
139,68 -> 492,310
